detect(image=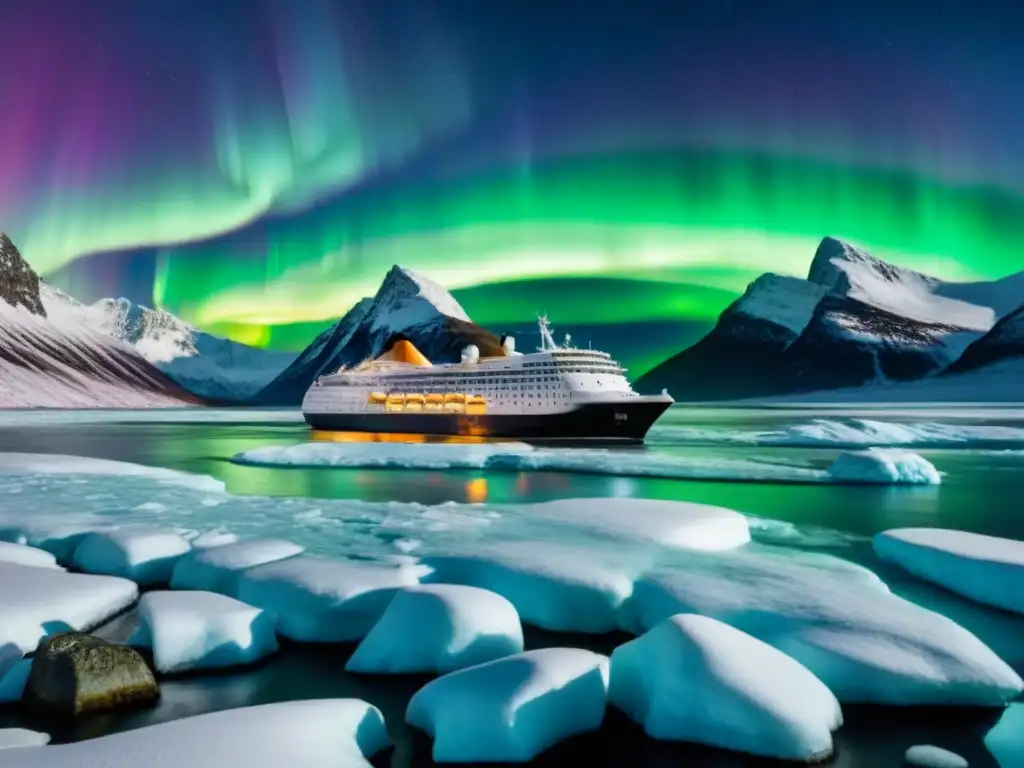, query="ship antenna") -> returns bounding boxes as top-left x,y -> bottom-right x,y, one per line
537,311 -> 556,351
